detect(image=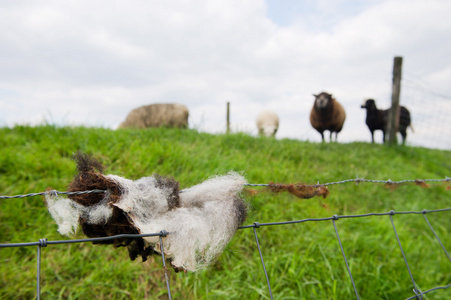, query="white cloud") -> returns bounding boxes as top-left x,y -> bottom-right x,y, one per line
0,0 -> 450,149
